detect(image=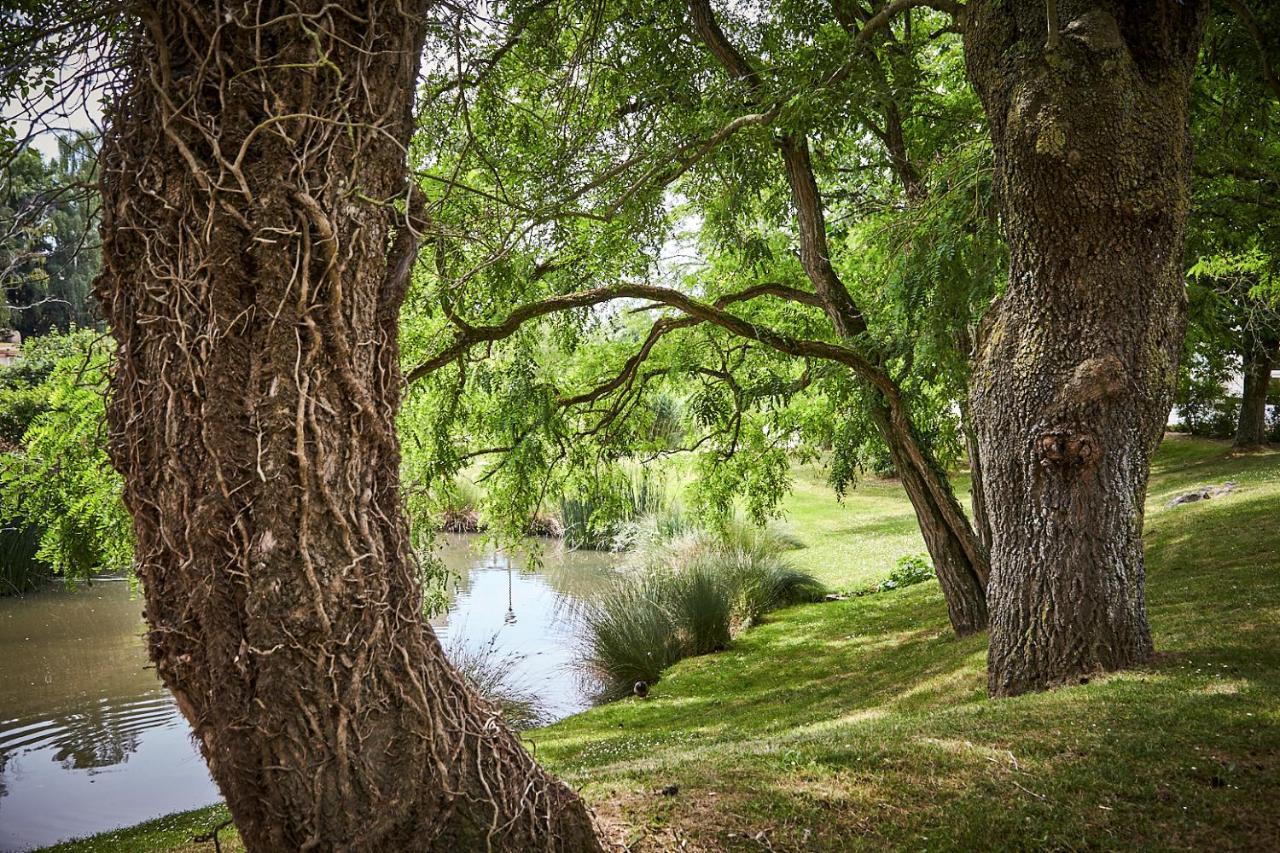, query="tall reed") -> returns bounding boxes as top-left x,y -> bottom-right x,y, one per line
0,523 -> 48,595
